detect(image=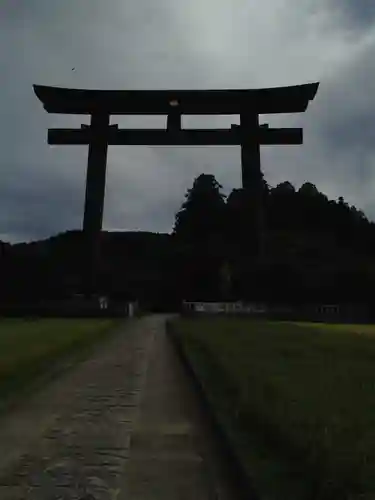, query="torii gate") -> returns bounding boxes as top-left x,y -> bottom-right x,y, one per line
34,83 -> 319,295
